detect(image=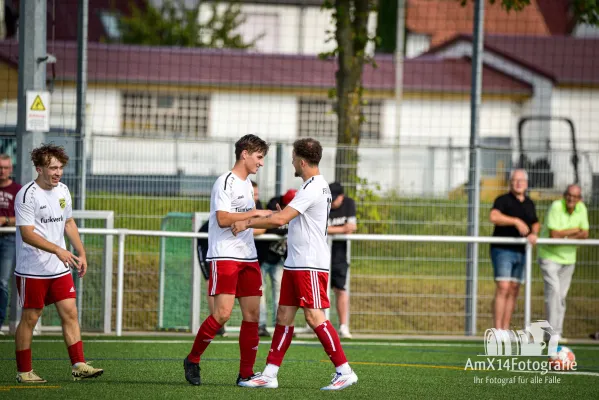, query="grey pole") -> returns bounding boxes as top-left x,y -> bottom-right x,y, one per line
75,0 -> 89,324
275,143 -> 283,196
76,0 -> 88,211
15,0 -> 48,184
465,0 -> 484,336
393,0 -> 406,190
12,0 -> 48,333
